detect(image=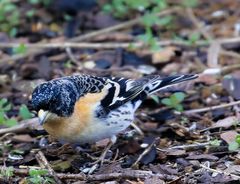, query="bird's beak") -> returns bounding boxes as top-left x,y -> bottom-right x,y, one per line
38,109 -> 50,125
